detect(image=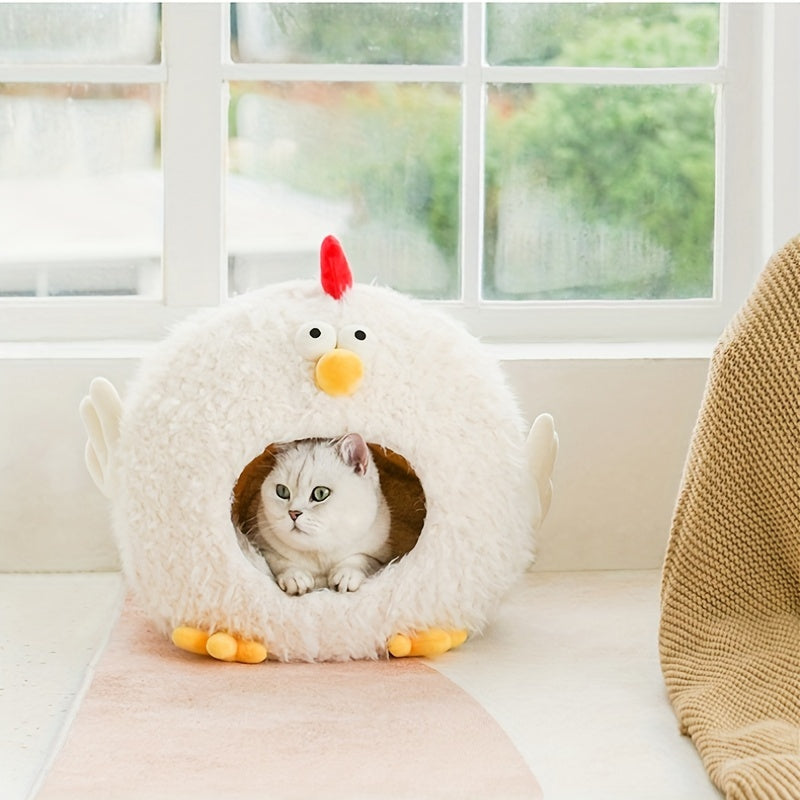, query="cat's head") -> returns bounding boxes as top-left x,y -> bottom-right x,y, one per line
258,433 -> 382,553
